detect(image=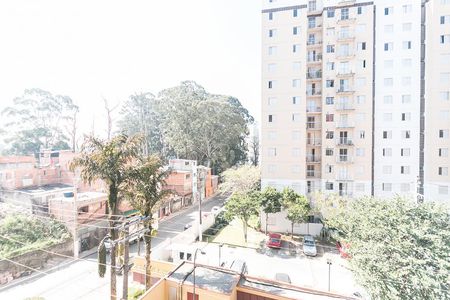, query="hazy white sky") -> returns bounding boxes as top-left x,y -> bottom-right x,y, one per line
0,0 -> 261,137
